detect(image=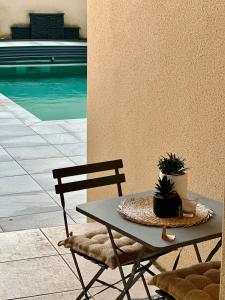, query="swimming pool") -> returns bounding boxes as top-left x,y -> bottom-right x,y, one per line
0,65 -> 87,120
